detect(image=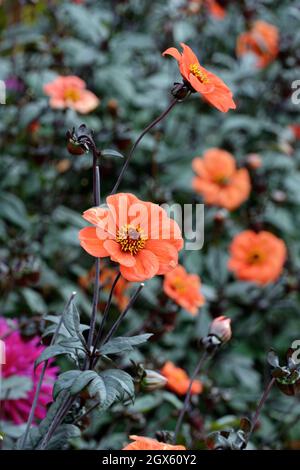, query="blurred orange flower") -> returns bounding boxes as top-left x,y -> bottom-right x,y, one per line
123,435 -> 186,450
79,266 -> 129,311
236,21 -> 279,68
290,124 -> 300,140
79,193 -> 183,282
44,76 -> 99,113
186,0 -> 225,18
228,230 -> 287,285
163,265 -> 205,315
160,361 -> 203,395
192,148 -> 251,211
163,43 -> 236,113
206,0 -> 226,19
